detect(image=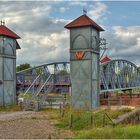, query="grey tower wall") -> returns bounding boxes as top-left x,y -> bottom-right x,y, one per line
0,36 -> 16,105
70,26 -> 100,110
